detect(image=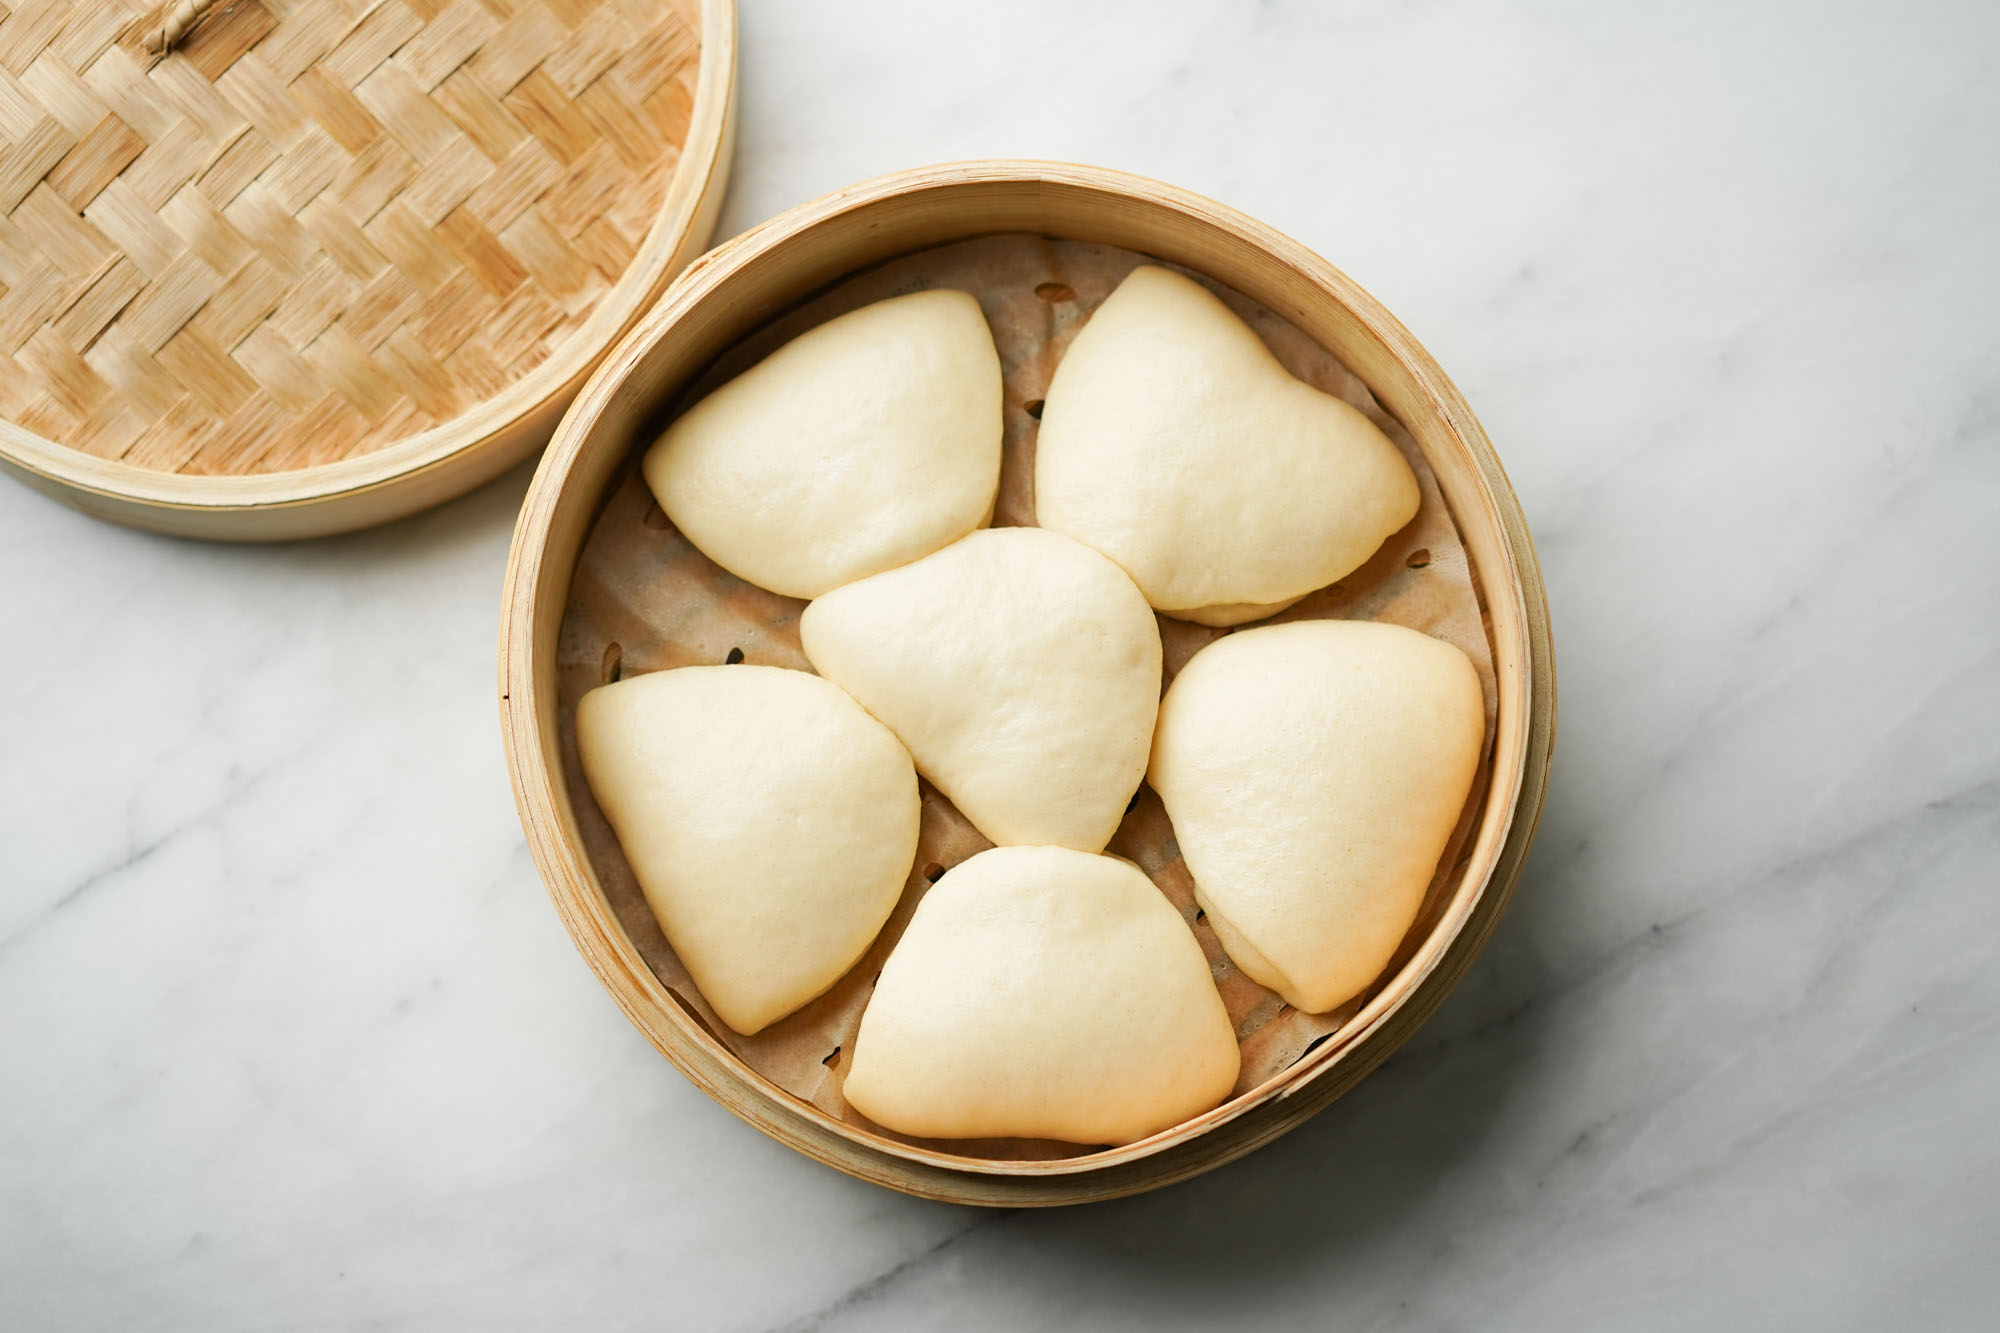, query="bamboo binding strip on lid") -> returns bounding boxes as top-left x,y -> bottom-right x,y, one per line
0,0 -> 735,539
